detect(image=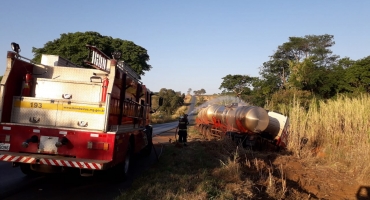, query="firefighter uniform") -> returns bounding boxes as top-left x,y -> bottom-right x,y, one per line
178,114 -> 189,145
